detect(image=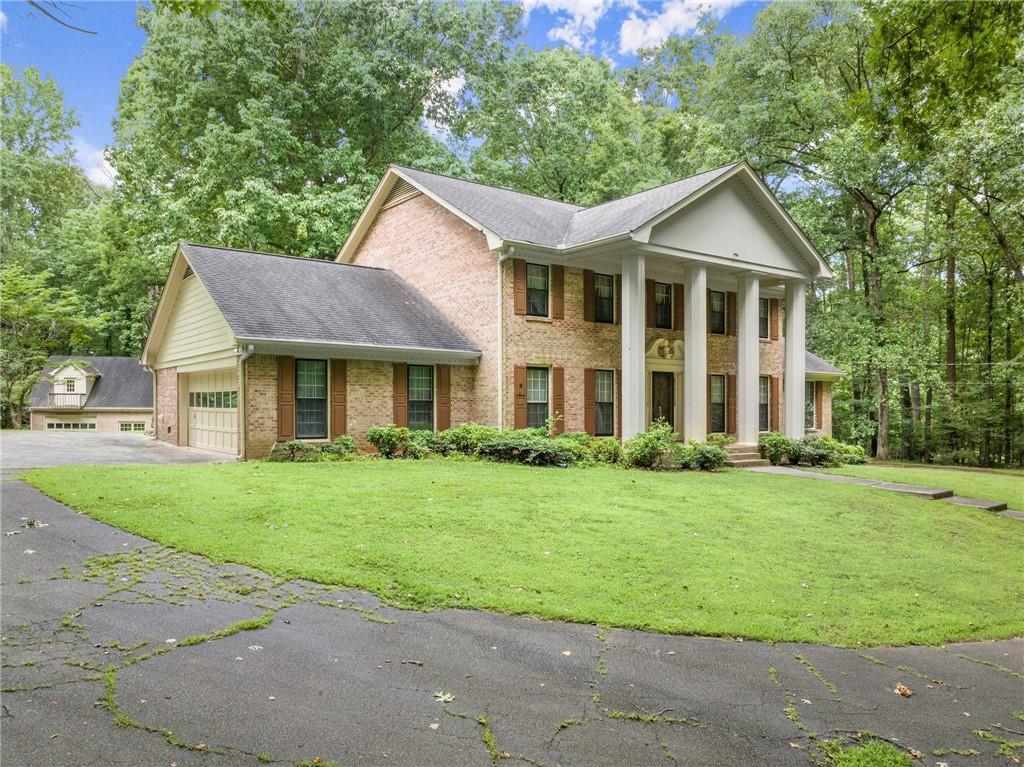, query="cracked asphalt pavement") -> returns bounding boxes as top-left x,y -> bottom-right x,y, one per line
2,436 -> 1022,766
